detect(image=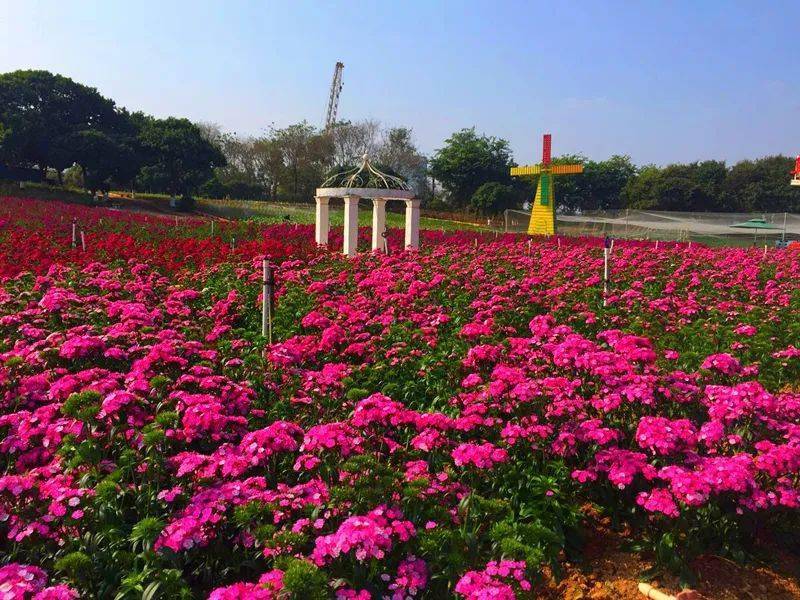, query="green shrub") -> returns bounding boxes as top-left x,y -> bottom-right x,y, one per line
54,551 -> 93,585
61,390 -> 101,421
277,558 -> 328,600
